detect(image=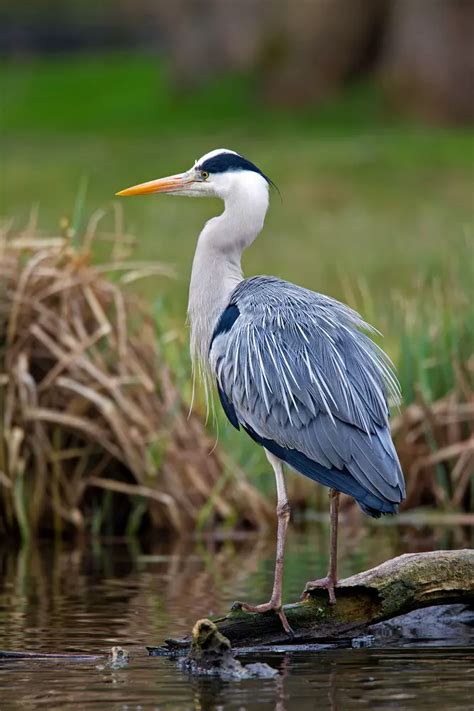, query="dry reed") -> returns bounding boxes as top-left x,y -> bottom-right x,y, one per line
0,214 -> 271,540
392,368 -> 474,513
